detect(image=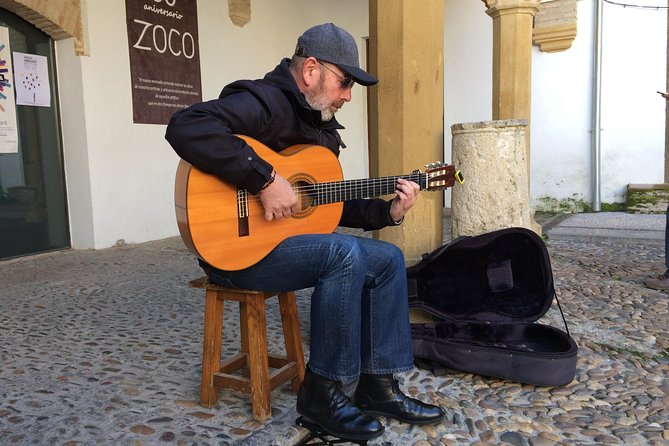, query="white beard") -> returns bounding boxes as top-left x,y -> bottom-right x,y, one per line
304,75 -> 336,122
320,109 -> 335,122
